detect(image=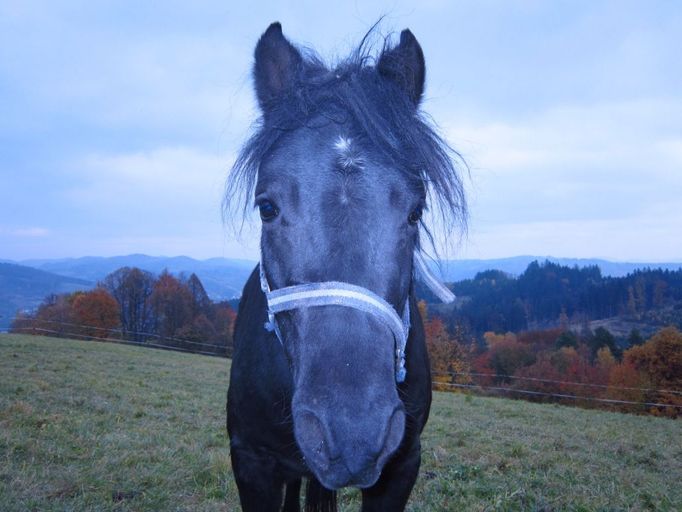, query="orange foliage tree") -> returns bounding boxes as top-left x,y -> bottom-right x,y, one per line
149,270 -> 193,340
512,353 -> 567,399
606,362 -> 650,414
621,326 -> 682,417
486,335 -> 535,383
71,288 -> 120,338
213,302 -> 238,355
10,293 -> 75,337
420,301 -> 472,391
